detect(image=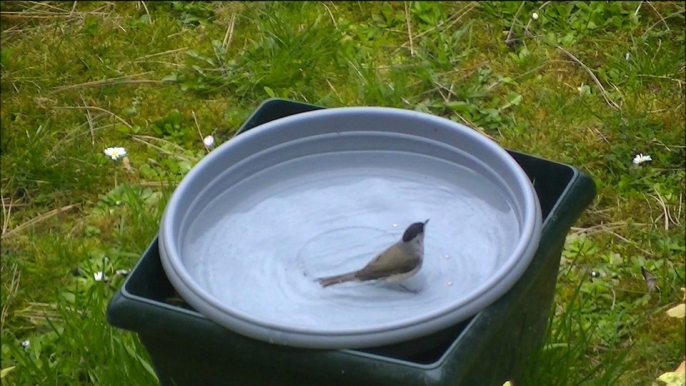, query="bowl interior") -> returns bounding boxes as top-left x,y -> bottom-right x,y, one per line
161,107 -> 541,347
181,147 -> 520,332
